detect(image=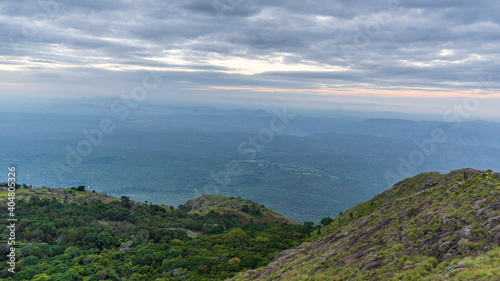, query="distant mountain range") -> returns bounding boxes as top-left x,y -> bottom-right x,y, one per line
2,104 -> 500,223
2,168 -> 500,280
